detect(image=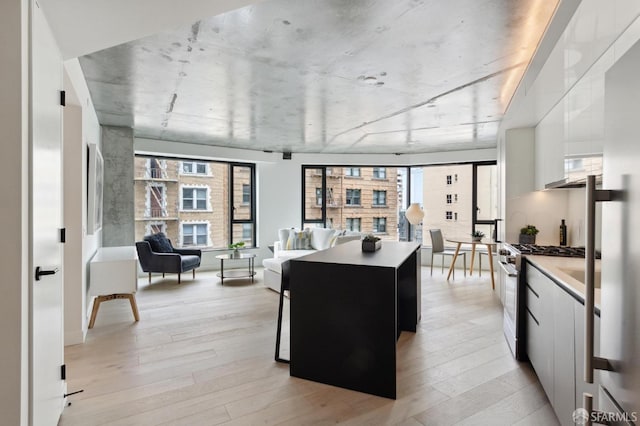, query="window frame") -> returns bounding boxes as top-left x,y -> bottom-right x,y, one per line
345,188 -> 362,206
230,163 -> 256,247
180,185 -> 209,211
373,217 -> 387,233
181,222 -> 209,247
409,160 -> 497,241
346,217 -> 361,232
180,161 -> 209,176
344,167 -> 361,177
136,155 -> 256,249
372,190 -> 387,206
372,167 -> 386,179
